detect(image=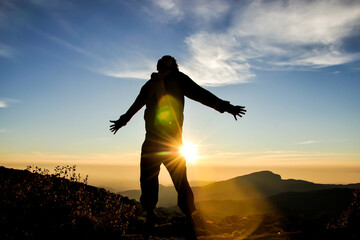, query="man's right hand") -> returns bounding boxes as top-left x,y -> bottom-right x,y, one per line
109,115 -> 128,134
227,105 -> 246,121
